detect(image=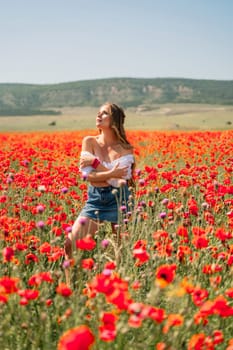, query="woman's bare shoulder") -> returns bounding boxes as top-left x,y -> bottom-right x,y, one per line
82,135 -> 98,146
82,136 -> 99,153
